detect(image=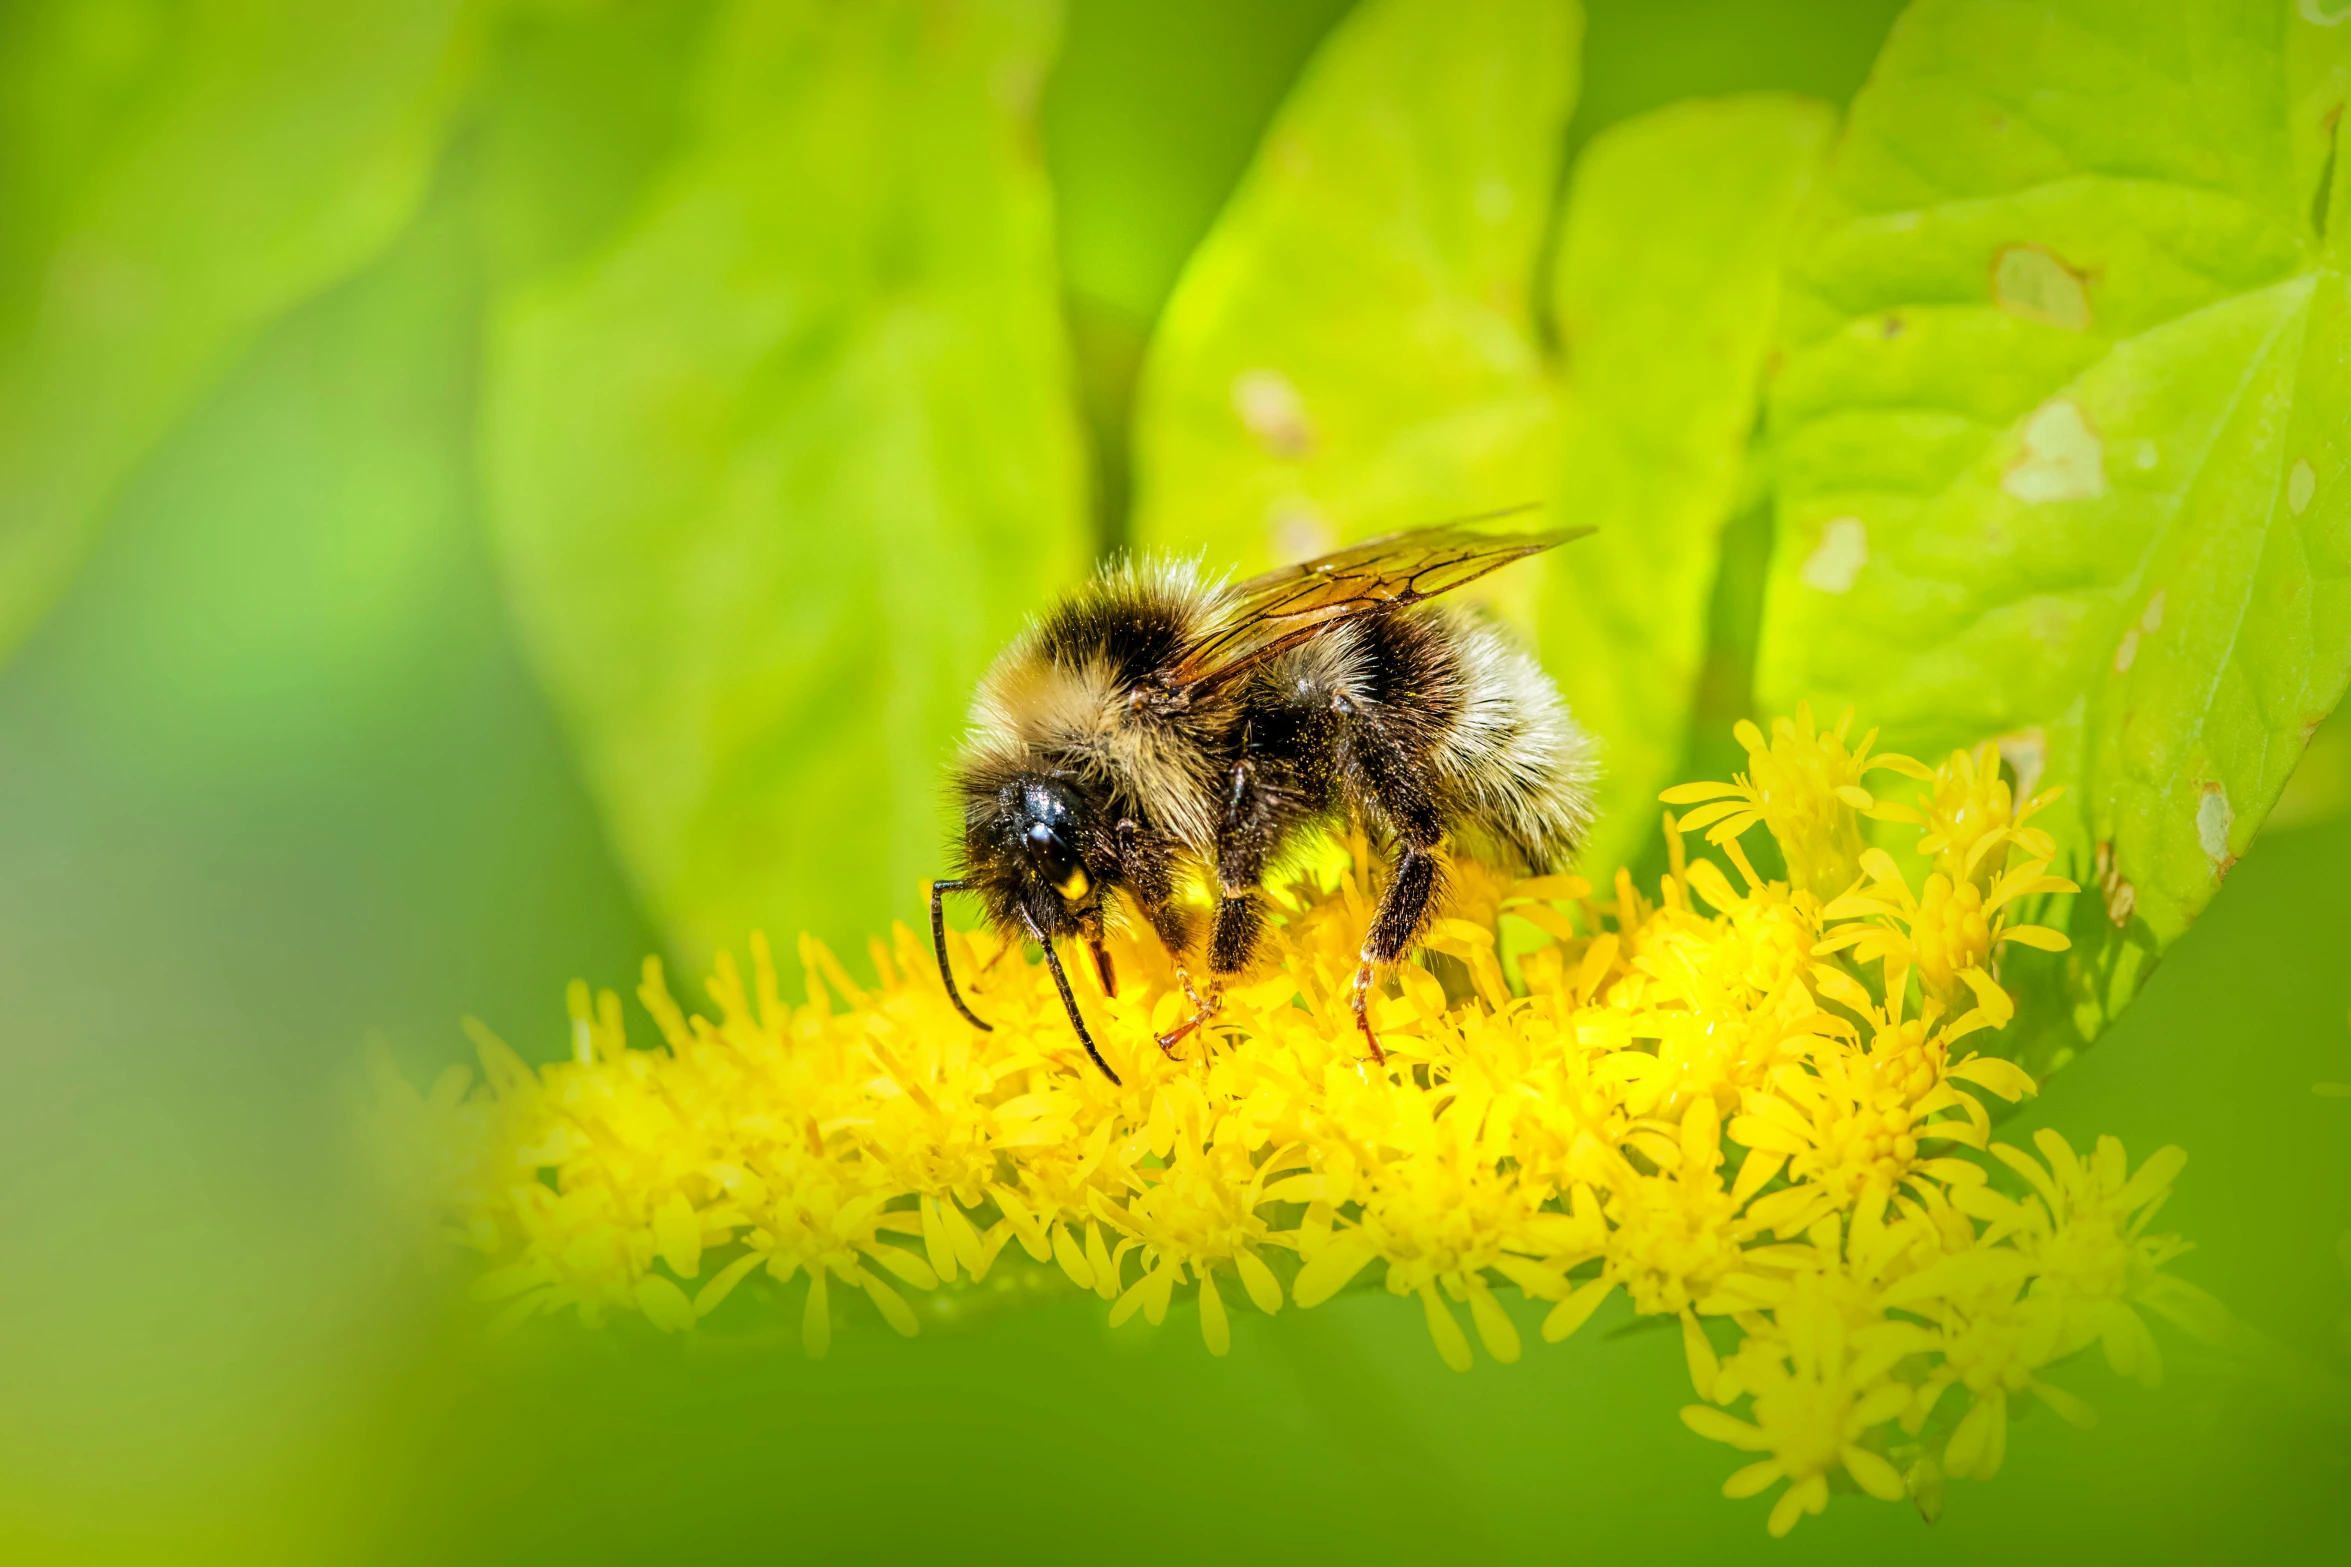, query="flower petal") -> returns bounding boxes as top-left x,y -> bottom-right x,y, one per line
1673,1409 -> 1767,1456
1196,1268 -> 1230,1357
1543,1277 -> 1616,1343
1467,1278 -> 1522,1364
634,1275 -> 696,1333
1234,1248 -> 1284,1315
1419,1283 -> 1473,1372
1291,1234 -> 1378,1308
